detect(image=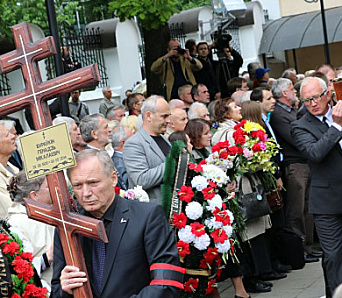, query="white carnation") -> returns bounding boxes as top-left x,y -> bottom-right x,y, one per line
222,225 -> 233,237
193,233 -> 211,250
133,185 -> 149,202
206,194 -> 223,212
205,217 -> 223,230
178,225 -> 195,243
185,201 -> 203,220
202,164 -> 230,186
215,239 -> 231,253
191,175 -> 208,191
